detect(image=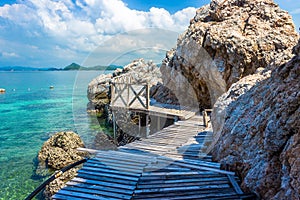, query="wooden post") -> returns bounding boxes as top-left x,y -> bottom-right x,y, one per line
112,112 -> 116,143
110,84 -> 115,106
127,83 -> 129,108
203,110 -> 207,127
146,84 -> 150,109
157,116 -> 160,132
146,114 -> 150,138
138,114 -> 141,136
